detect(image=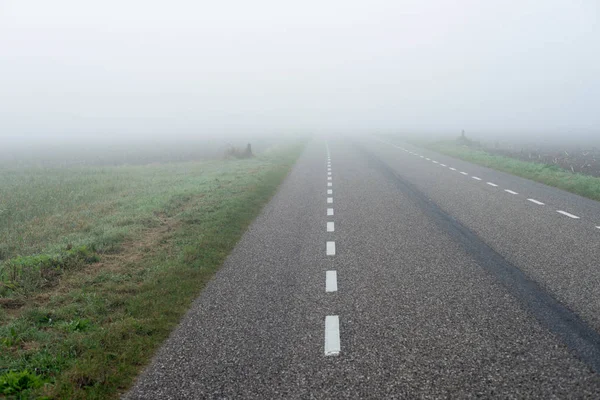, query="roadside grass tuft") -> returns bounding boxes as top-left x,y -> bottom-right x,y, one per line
414,139 -> 600,202
0,142 -> 304,399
